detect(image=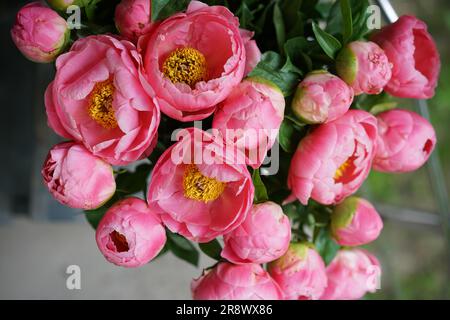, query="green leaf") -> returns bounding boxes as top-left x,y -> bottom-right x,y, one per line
84,195 -> 119,229
369,102 -> 398,115
283,37 -> 311,75
340,0 -> 353,43
167,231 -> 199,267
249,51 -> 300,97
236,2 -> 254,30
278,119 -> 304,153
151,0 -> 190,22
273,3 -> 286,53
199,239 -> 222,261
312,22 -> 342,59
252,169 -> 269,203
115,163 -> 152,196
314,228 -> 340,265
